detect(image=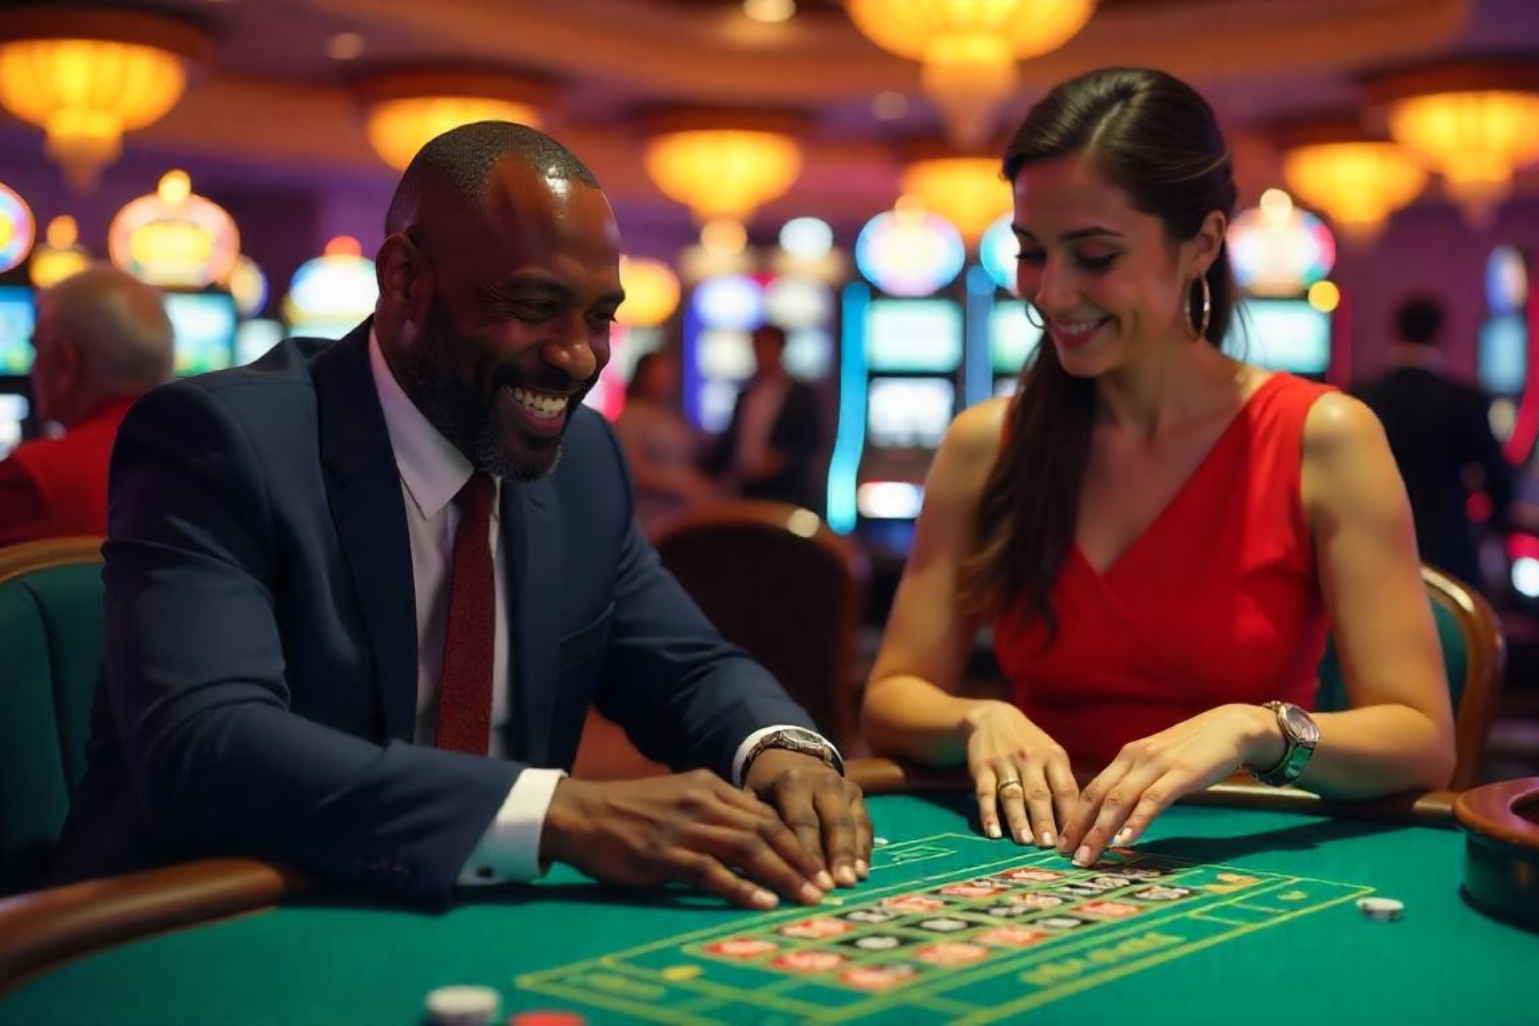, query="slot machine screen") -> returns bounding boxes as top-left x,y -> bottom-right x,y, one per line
165,291 -> 238,375
866,376 -> 955,449
866,299 -> 963,373
0,392 -> 28,459
990,302 -> 1043,375
1478,314 -> 1527,397
235,318 -> 286,365
1228,299 -> 1330,376
0,284 -> 35,375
